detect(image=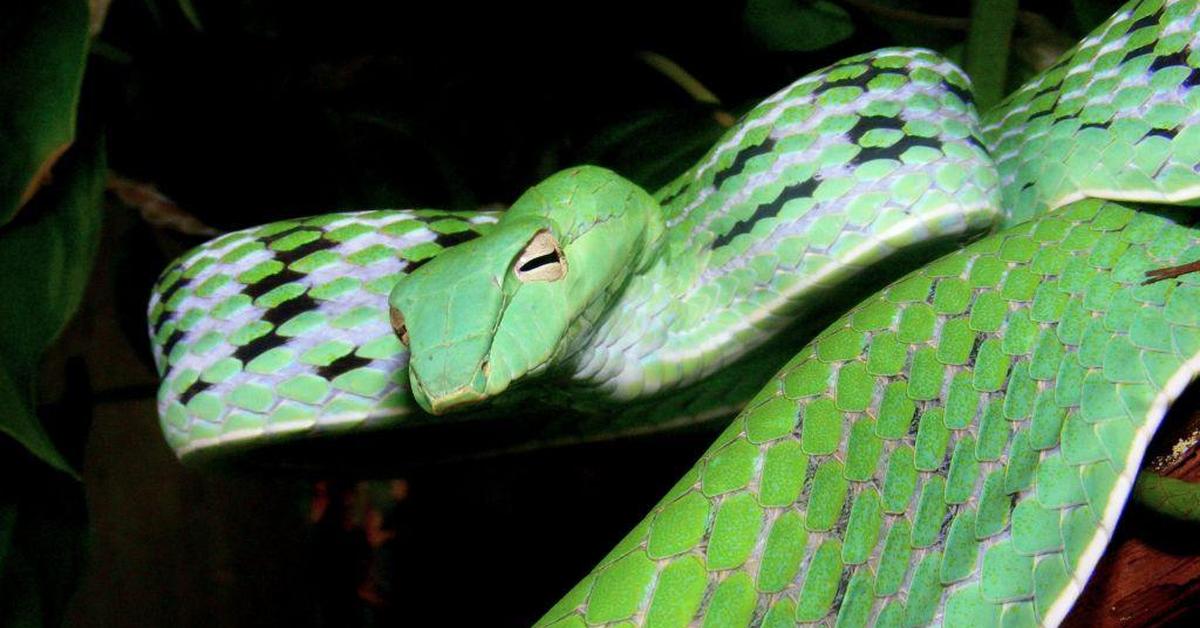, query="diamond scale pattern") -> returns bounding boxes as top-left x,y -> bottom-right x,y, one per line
146,1 -> 1200,623
148,210 -> 499,458
985,0 -> 1200,227
536,201 -> 1200,627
